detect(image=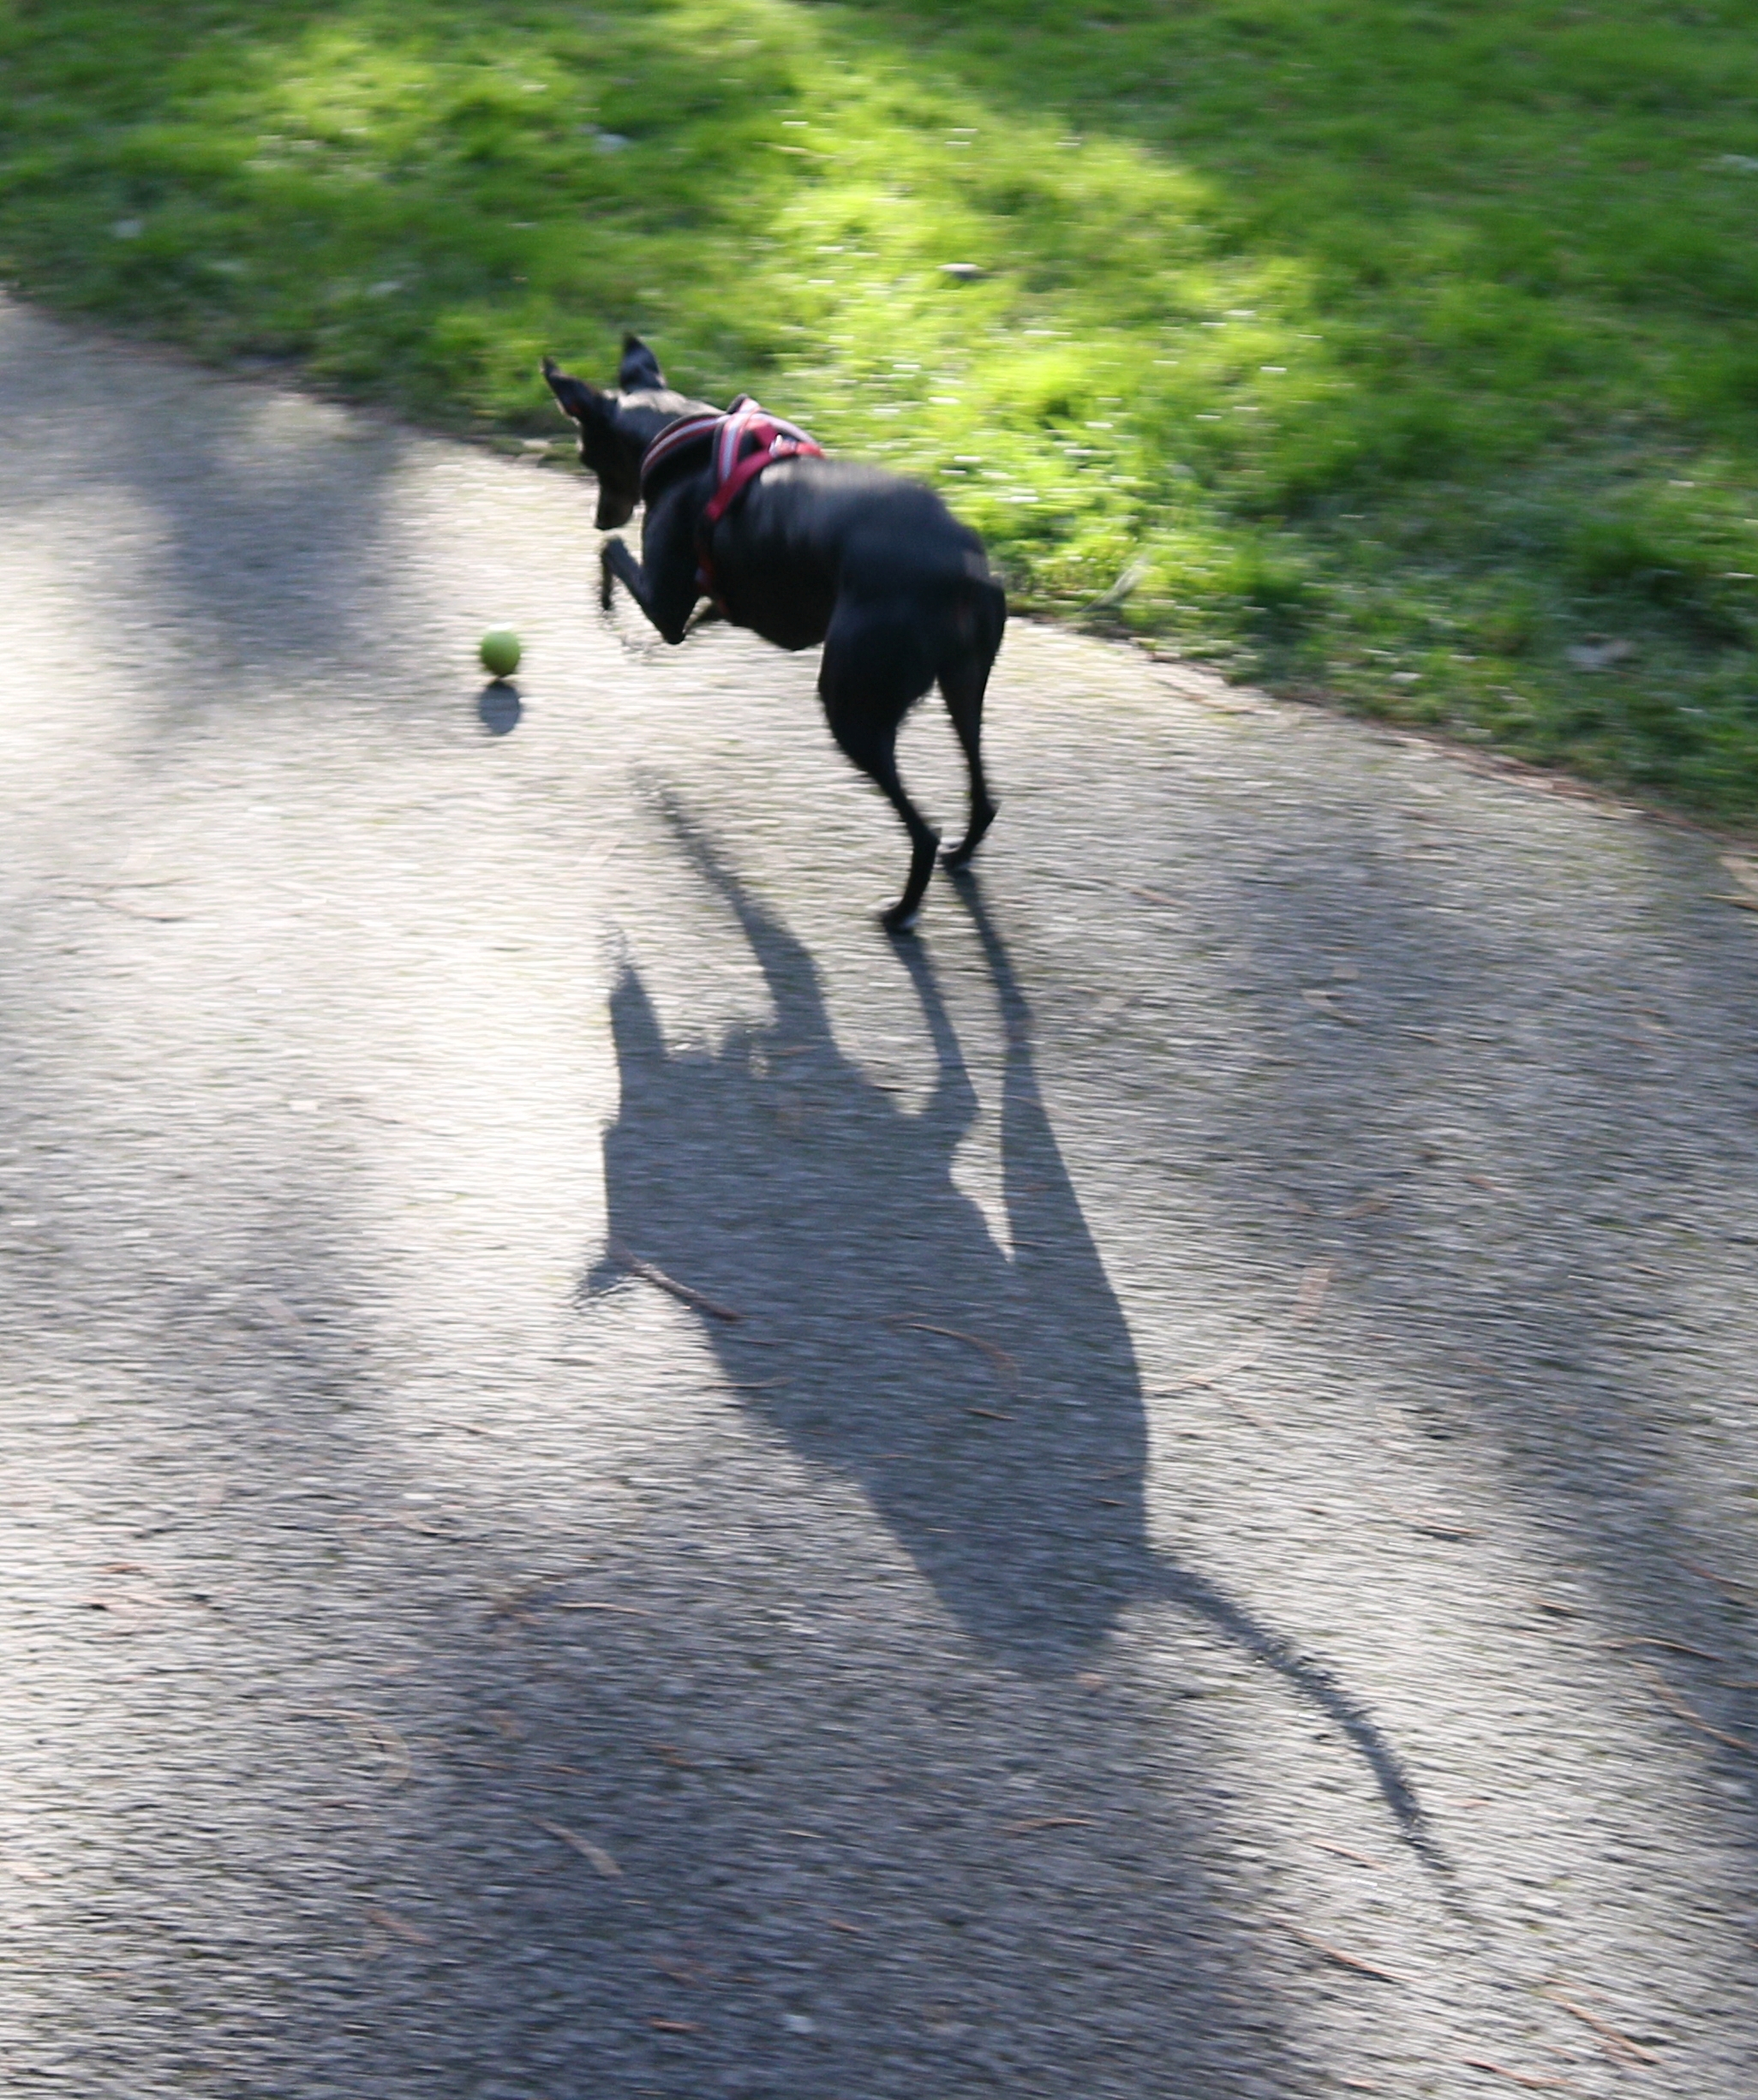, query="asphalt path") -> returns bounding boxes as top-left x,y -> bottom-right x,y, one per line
5,293 -> 1758,2099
